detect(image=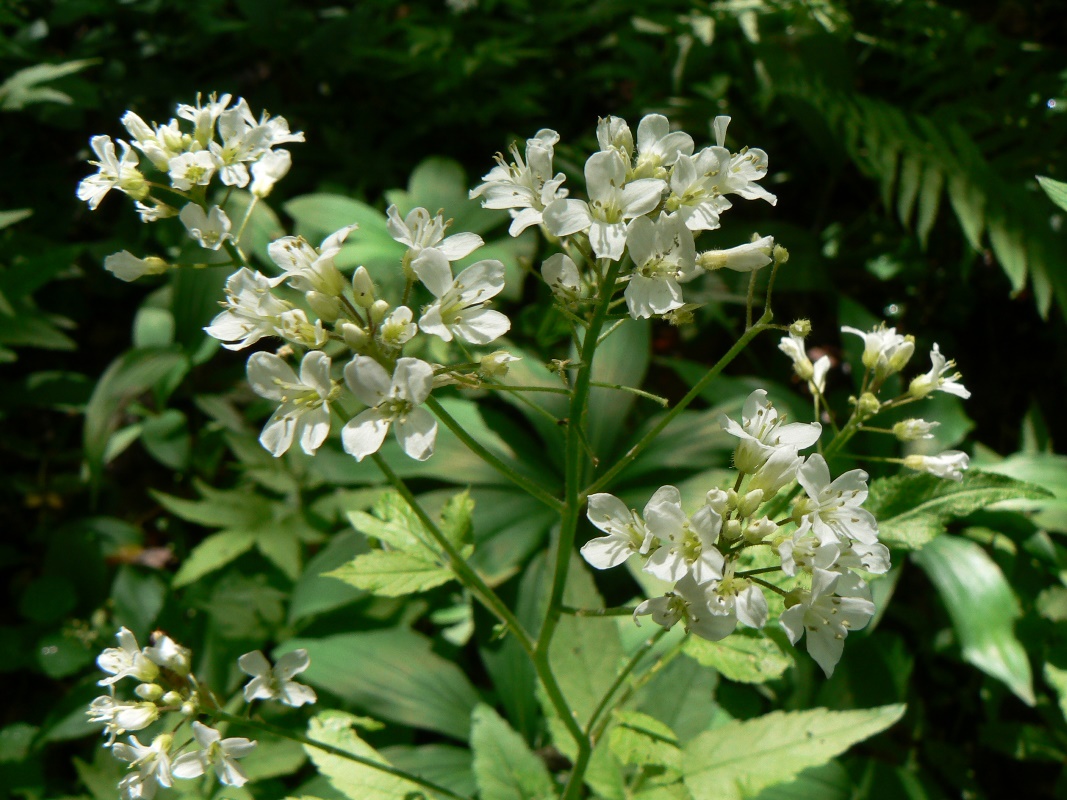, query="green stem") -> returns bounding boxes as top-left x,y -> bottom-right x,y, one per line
735,566 -> 783,578
425,396 -> 563,512
589,382 -> 669,407
561,605 -> 639,617
585,313 -> 772,495
210,710 -> 469,800
222,238 -> 248,269
585,628 -> 667,742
